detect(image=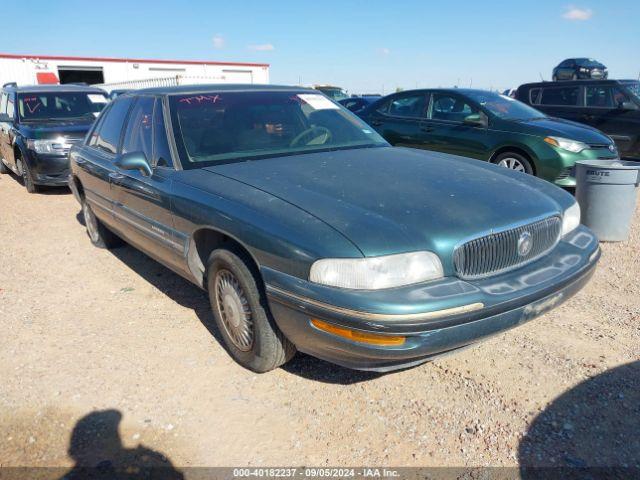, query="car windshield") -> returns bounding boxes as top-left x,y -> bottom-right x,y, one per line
576,58 -> 603,67
18,91 -> 108,121
621,81 -> 640,100
170,90 -> 388,168
465,91 -> 547,120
